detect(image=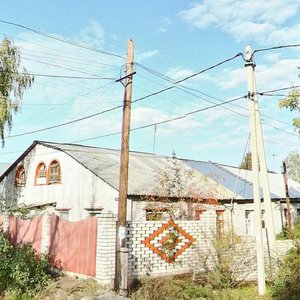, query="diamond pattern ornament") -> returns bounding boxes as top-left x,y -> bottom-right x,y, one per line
142,220 -> 195,263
